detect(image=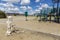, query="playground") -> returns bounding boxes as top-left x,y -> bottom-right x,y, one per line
0,16 -> 60,40
0,0 -> 60,40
